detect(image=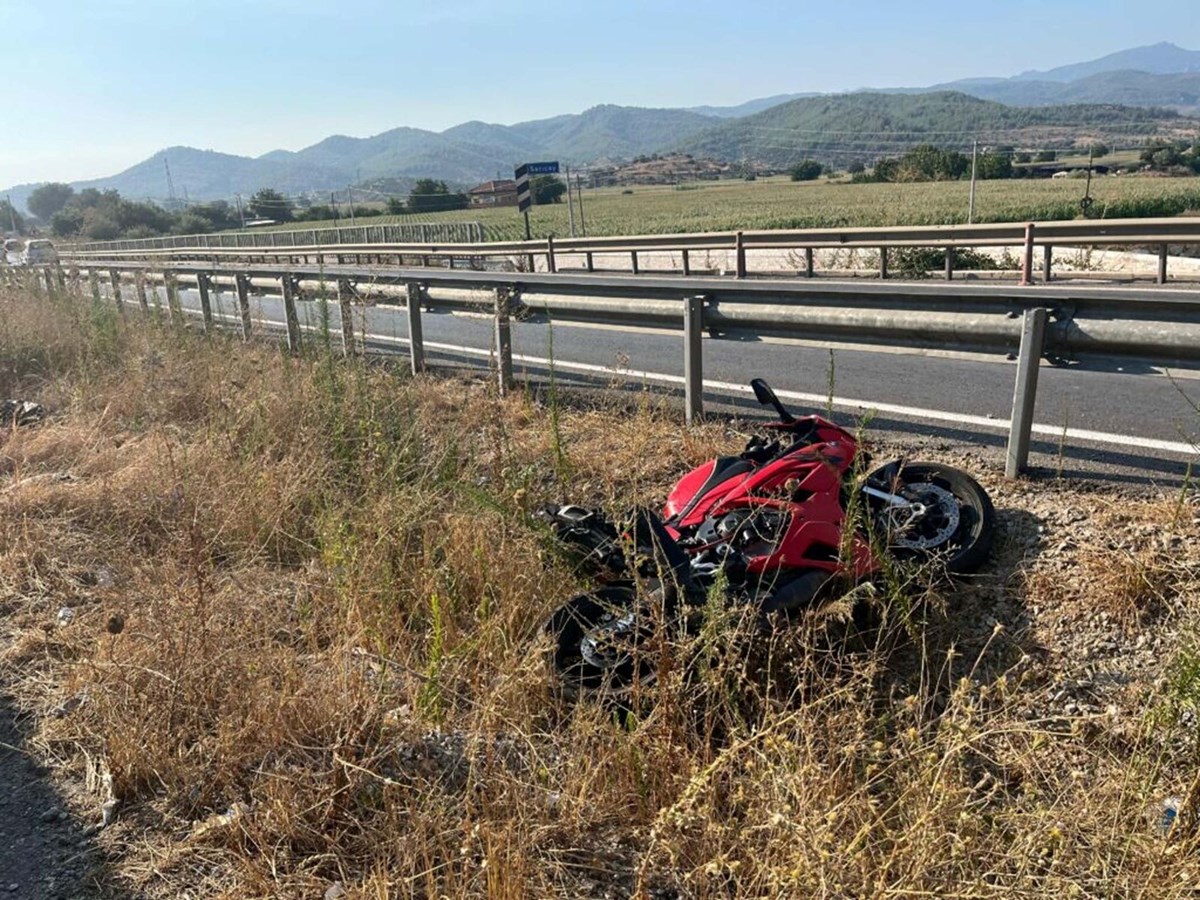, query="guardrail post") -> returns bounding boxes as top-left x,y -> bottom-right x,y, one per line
1005,307 -> 1049,478
494,287 -> 513,396
281,275 -> 302,354
805,247 -> 814,278
734,231 -> 746,278
681,249 -> 690,277
109,270 -> 125,317
197,273 -> 213,333
879,247 -> 888,280
1158,244 -> 1169,285
1042,245 -> 1053,283
944,246 -> 954,281
337,278 -> 356,357
406,282 -> 425,375
684,294 -> 705,425
134,271 -> 149,314
88,269 -> 102,304
630,250 -> 639,275
1020,223 -> 1035,285
55,265 -> 66,293
546,236 -> 557,273
165,272 -> 183,326
586,251 -> 595,273
235,274 -> 253,341
68,266 -> 81,298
